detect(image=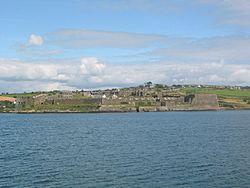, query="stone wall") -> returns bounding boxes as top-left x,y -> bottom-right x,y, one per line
102,97 -> 156,105
184,94 -> 219,110
99,105 -> 137,112
45,98 -> 102,105
15,93 -> 220,112
192,94 -> 219,107
16,97 -> 34,111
